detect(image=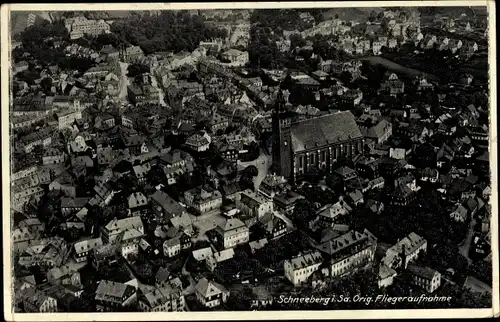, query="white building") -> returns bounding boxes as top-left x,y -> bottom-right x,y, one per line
284,251 -> 323,286
215,218 -> 249,249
